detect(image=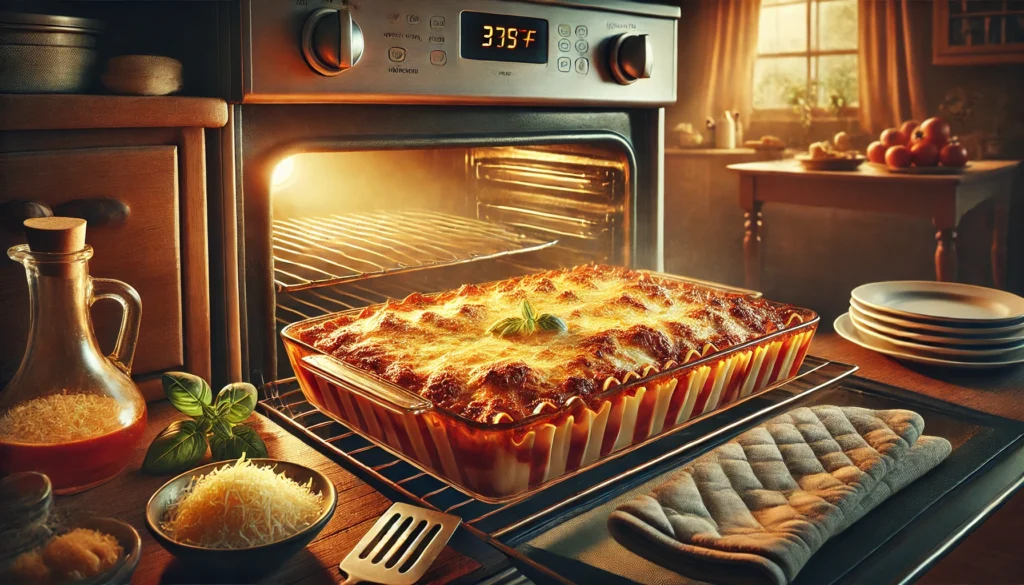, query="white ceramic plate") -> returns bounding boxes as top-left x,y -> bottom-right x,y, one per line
848,310 -> 1024,357
835,313 -> 1024,370
851,281 -> 1024,325
848,305 -> 1024,347
849,299 -> 1024,336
